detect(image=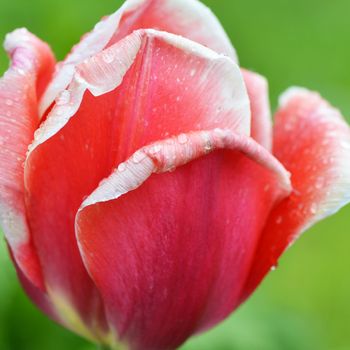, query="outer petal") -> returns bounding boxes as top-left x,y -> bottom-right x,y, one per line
242,69 -> 272,150
240,88 -> 350,301
0,28 -> 55,289
76,129 -> 291,350
39,0 -> 237,116
24,30 -> 248,340
13,258 -> 57,323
